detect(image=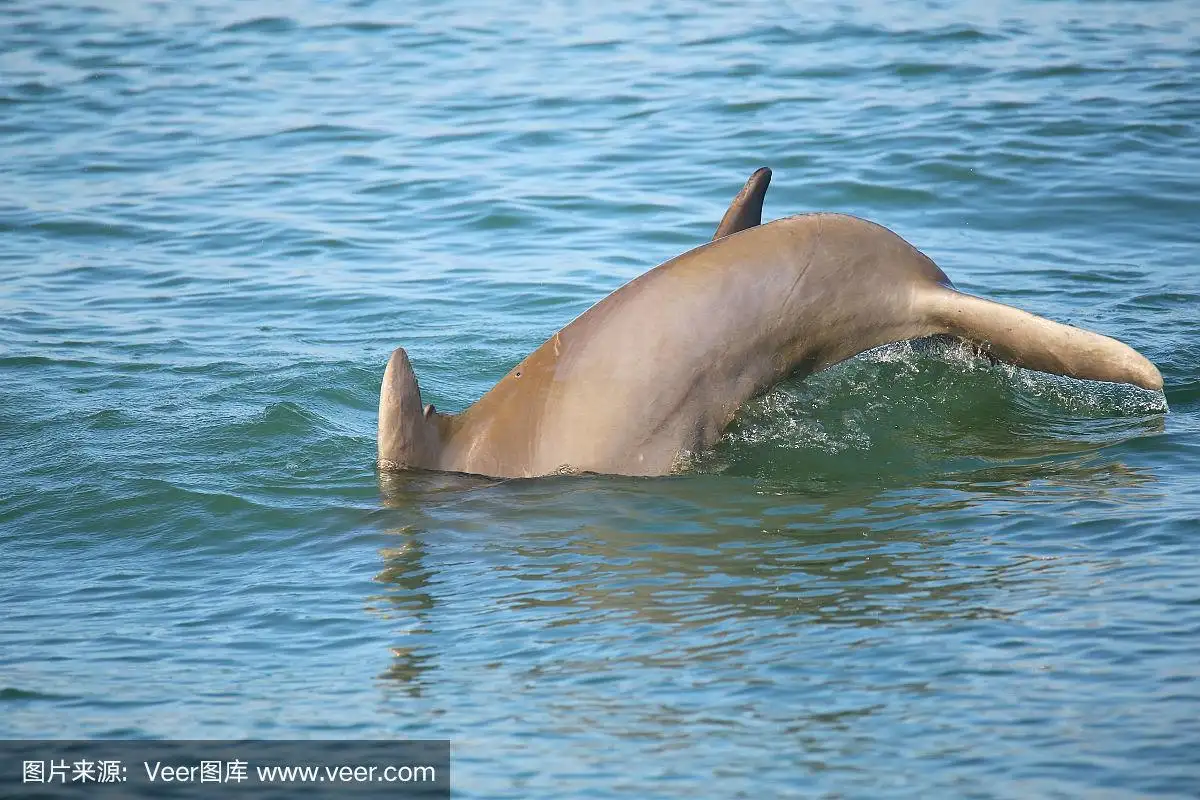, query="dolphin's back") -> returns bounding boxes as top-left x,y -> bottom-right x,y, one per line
445,215 -> 949,475
429,213 -> 1159,477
